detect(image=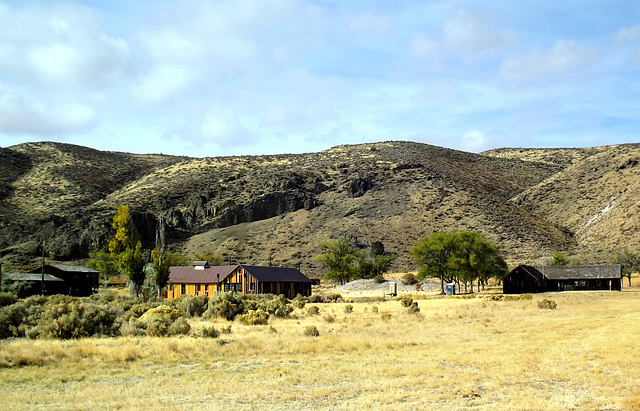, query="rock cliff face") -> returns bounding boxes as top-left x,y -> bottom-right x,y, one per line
1,140 -> 639,276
